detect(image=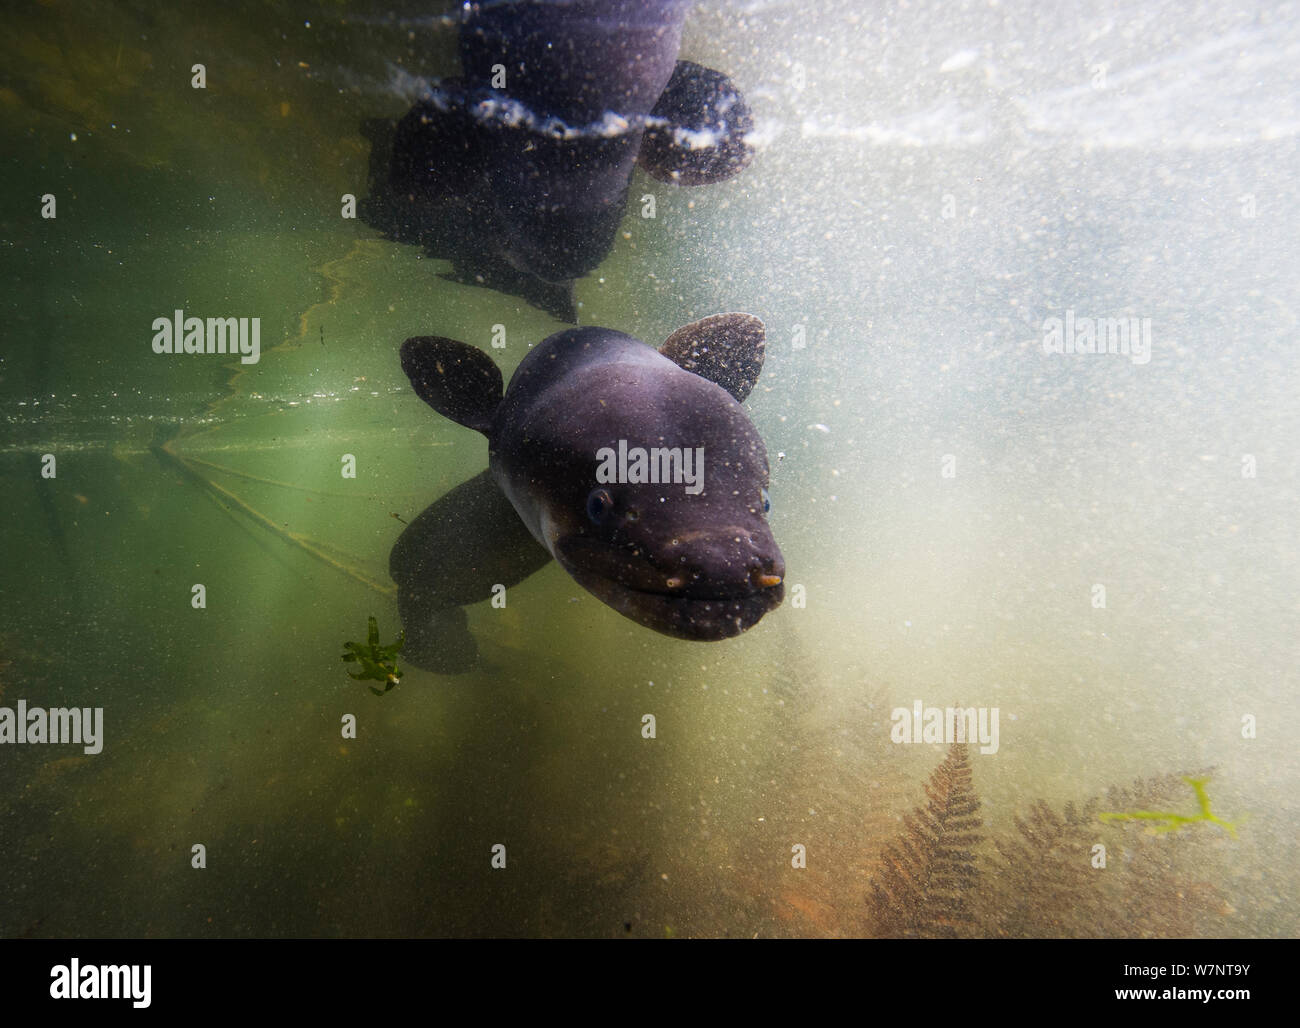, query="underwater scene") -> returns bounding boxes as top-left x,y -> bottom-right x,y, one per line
1,0 -> 1297,940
